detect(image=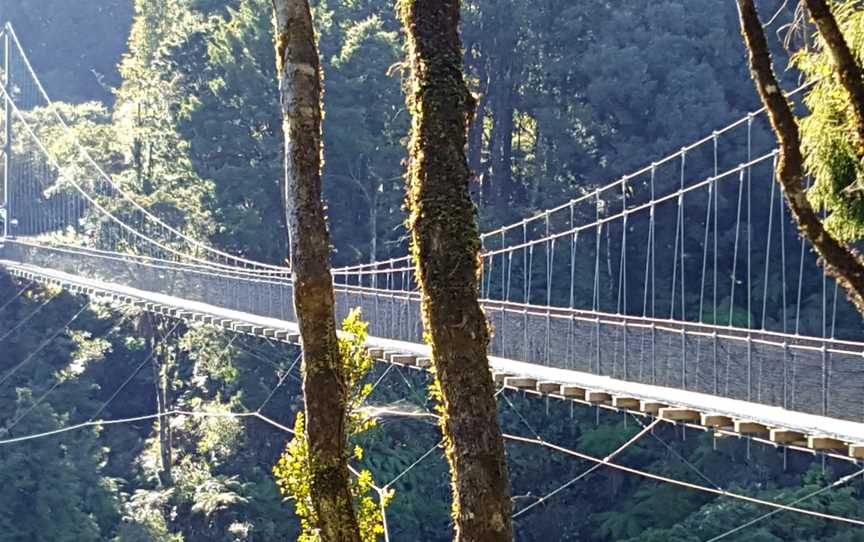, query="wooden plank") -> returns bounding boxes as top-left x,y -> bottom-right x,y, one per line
492,372 -> 514,385
659,407 -> 700,421
769,429 -> 806,445
560,385 -> 586,399
504,376 -> 538,389
537,381 -> 562,394
808,436 -> 847,451
640,401 -> 667,415
391,354 -> 417,366
263,328 -> 277,338
586,390 -> 612,404
701,414 -> 733,428
367,348 -> 385,359
611,397 -> 640,409
275,330 -> 289,341
233,323 -> 252,333
734,420 -> 769,434
287,333 -> 301,344
848,444 -> 864,459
